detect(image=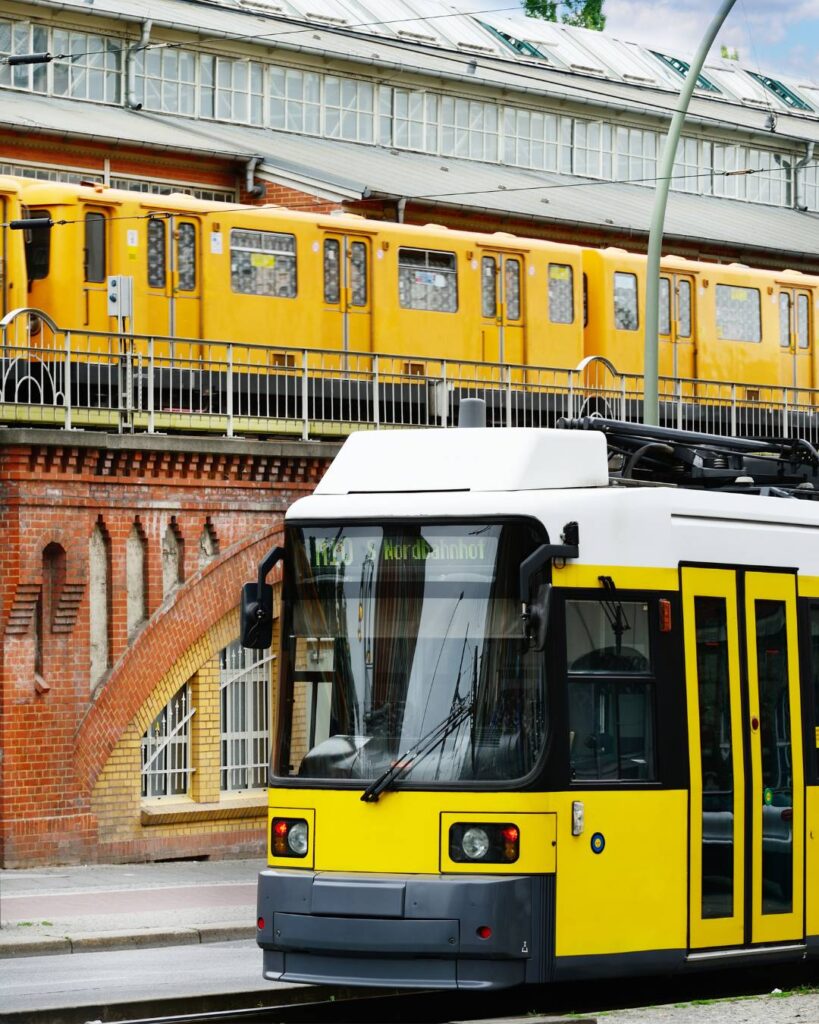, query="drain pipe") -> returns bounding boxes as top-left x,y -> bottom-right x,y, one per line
125,20 -> 151,110
793,141 -> 815,211
396,196 -> 407,223
245,156 -> 265,199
